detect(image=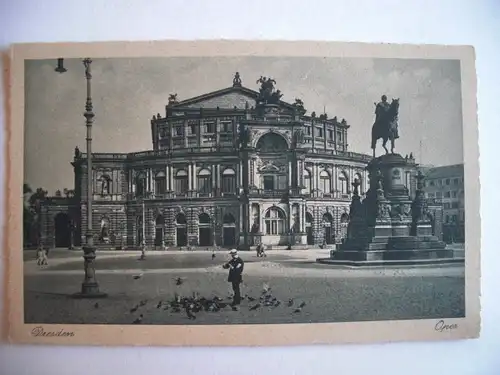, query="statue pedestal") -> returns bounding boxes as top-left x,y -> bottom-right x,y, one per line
318,154 -> 461,267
